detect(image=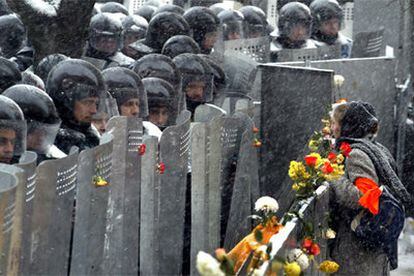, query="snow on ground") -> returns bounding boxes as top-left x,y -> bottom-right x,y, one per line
391,218 -> 414,276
